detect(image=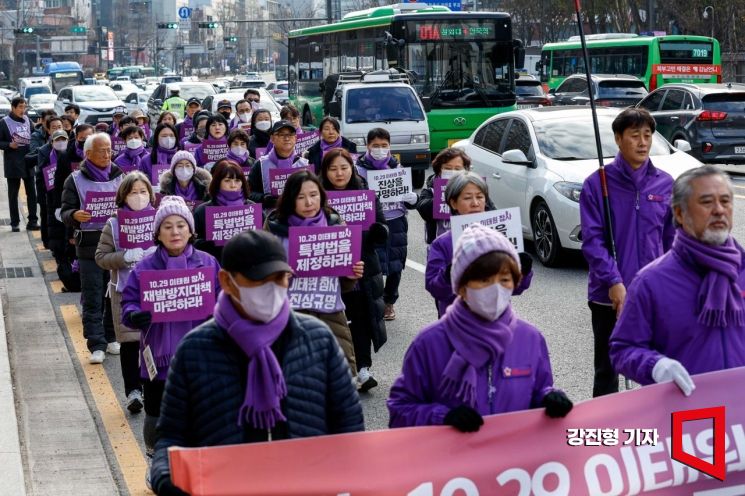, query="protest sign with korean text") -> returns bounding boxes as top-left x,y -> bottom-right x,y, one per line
84,190 -> 117,224
295,130 -> 320,155
450,207 -> 523,252
42,164 -> 56,191
268,166 -> 310,196
367,167 -> 412,203
255,147 -> 266,160
170,366 -> 745,496
182,141 -> 199,153
326,190 -> 376,229
200,139 -> 229,164
117,209 -> 155,249
432,177 -> 450,220
289,276 -> 342,313
204,204 -> 262,246
112,136 -> 126,157
150,163 -> 171,189
139,267 -> 215,323
288,225 -> 362,277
